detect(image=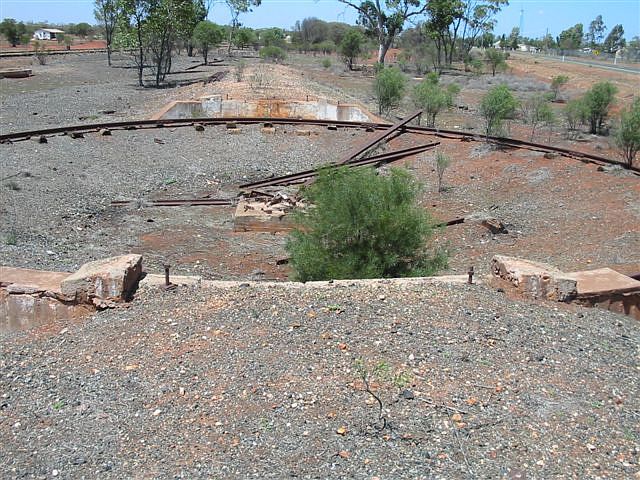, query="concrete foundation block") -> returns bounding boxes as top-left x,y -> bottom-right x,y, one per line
60,254 -> 143,304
